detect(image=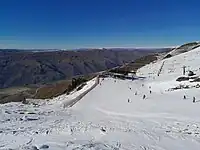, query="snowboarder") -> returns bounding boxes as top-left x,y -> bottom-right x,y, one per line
193,96 -> 196,103
143,95 -> 146,99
